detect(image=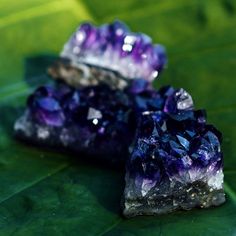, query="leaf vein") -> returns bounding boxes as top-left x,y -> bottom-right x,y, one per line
0,163 -> 69,205
97,218 -> 123,236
